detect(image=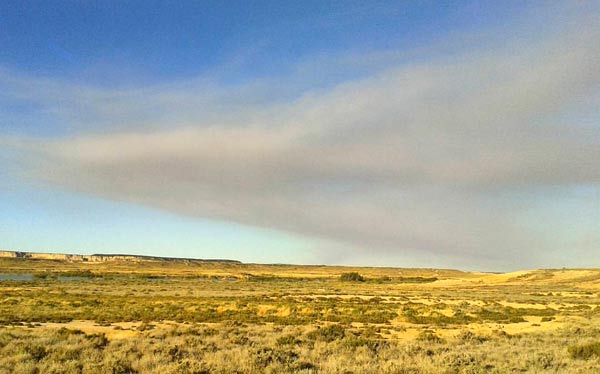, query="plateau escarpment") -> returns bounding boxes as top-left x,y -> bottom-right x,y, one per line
0,250 -> 240,264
